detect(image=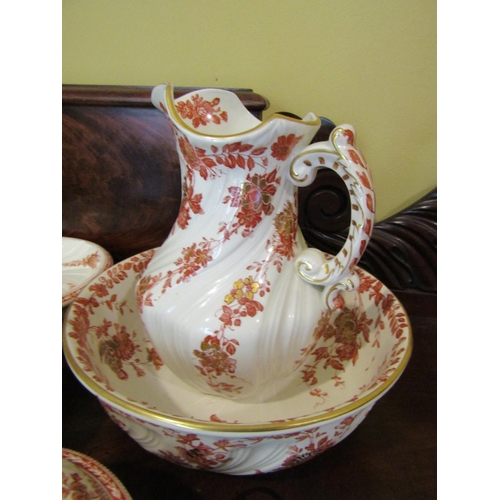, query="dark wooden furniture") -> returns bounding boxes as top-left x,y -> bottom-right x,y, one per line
62,85 -> 436,499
